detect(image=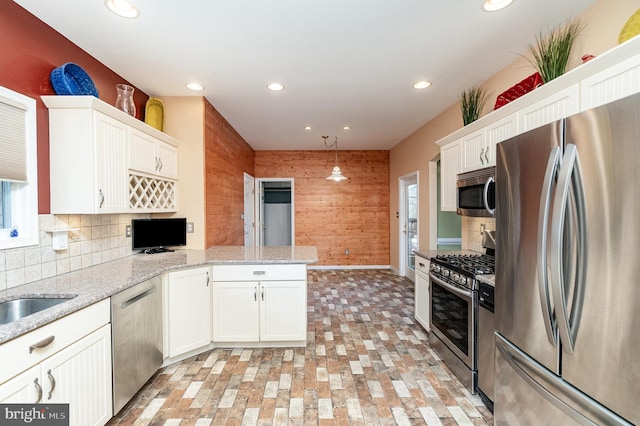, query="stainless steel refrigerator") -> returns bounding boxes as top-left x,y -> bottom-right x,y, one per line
494,92 -> 640,425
